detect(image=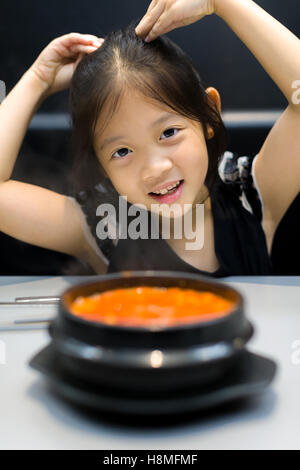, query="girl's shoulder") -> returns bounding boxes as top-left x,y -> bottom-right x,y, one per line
217,150 -> 263,223
71,180 -> 120,266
